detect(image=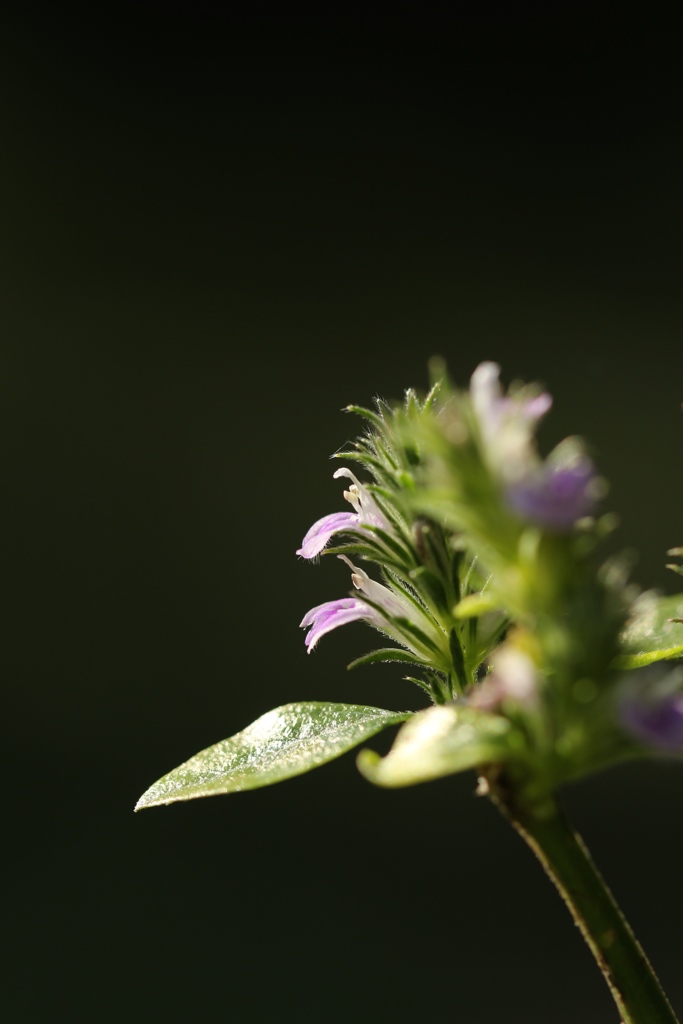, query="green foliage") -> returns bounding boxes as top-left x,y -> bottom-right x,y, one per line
358,704 -> 520,787
136,703 -> 410,809
615,593 -> 683,668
